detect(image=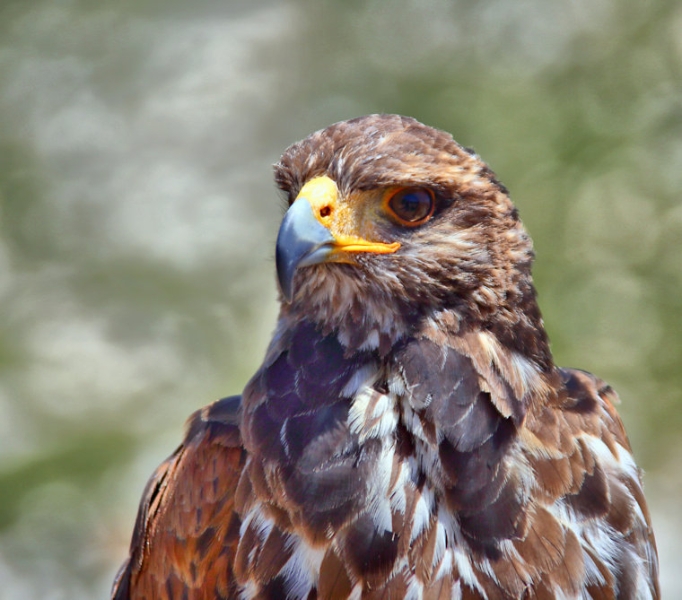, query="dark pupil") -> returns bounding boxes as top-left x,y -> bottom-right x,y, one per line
396,191 -> 428,221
